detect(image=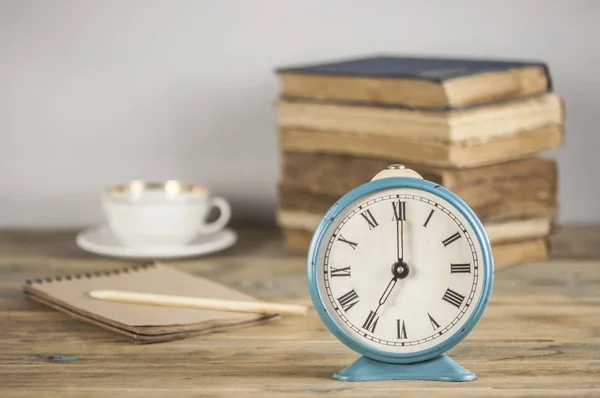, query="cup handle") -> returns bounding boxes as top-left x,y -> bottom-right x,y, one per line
199,196 -> 231,234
